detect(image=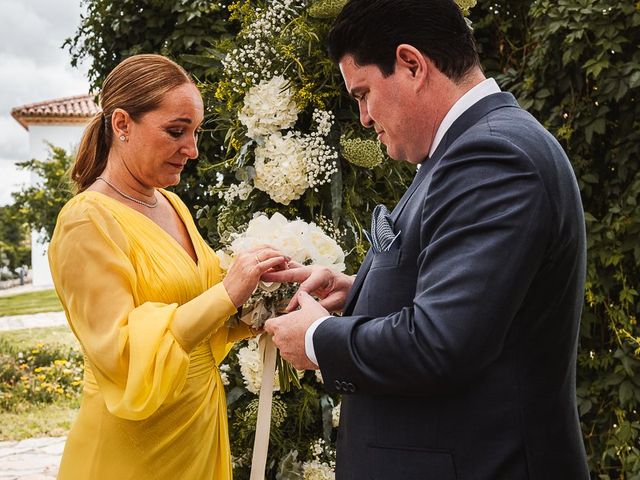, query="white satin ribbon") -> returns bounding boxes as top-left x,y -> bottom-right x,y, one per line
249,333 -> 277,480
